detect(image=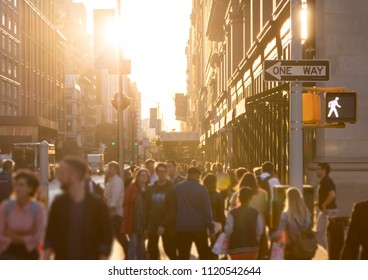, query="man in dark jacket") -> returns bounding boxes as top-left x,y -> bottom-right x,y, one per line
44,157 -> 113,260
0,159 -> 14,203
175,167 -> 214,260
146,162 -> 176,260
341,200 -> 368,259
167,160 -> 185,186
